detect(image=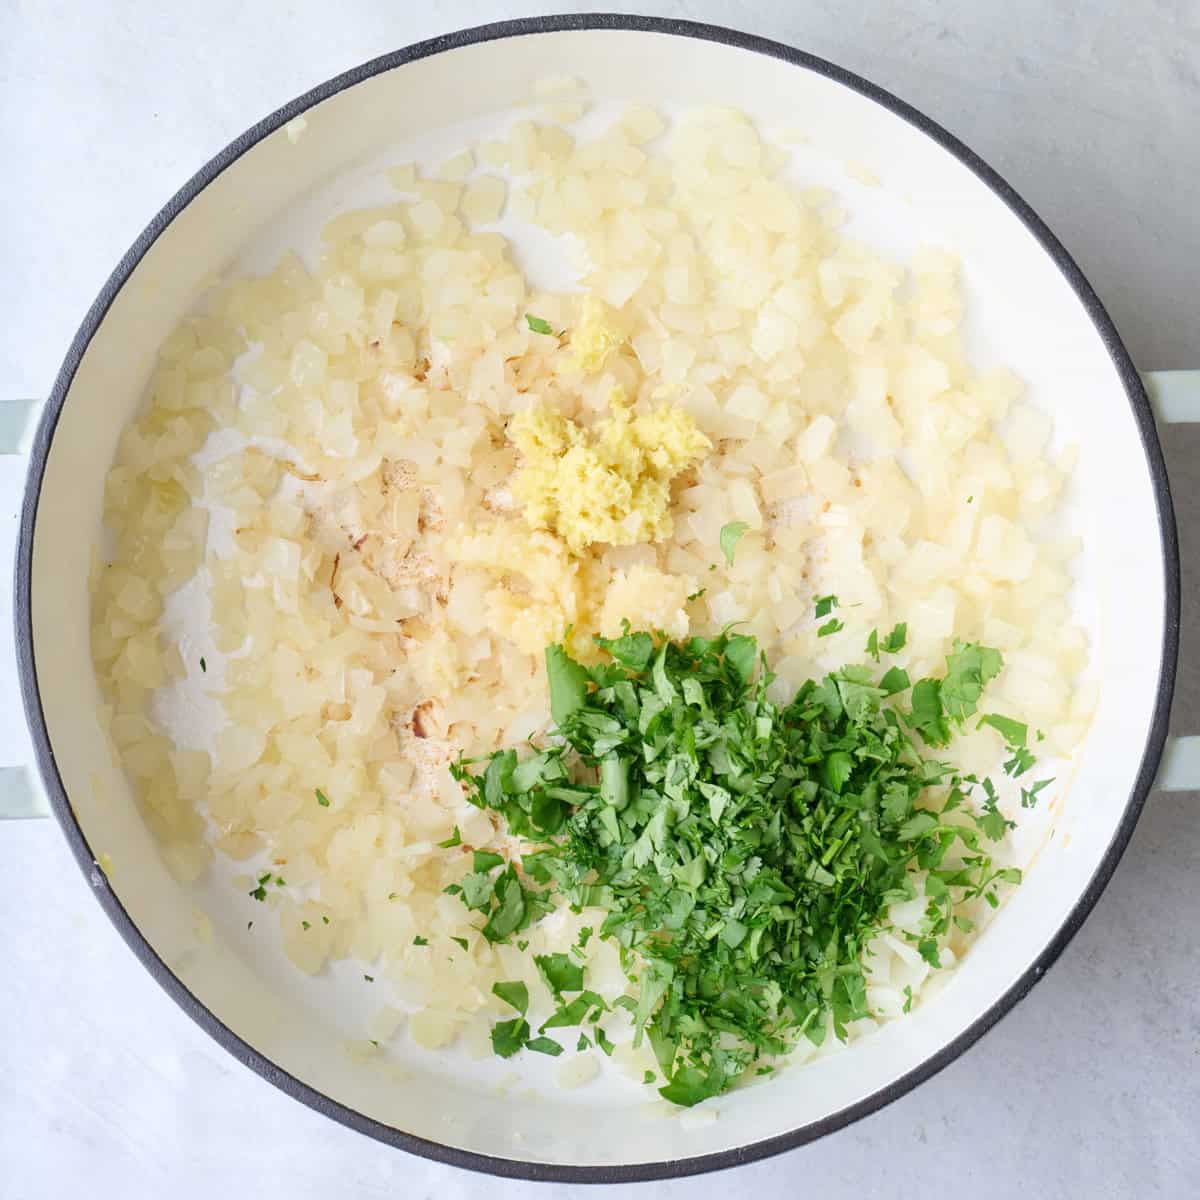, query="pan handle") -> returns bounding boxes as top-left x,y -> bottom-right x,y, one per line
2,399 -> 49,819
0,767 -> 46,819
1144,370 -> 1200,792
